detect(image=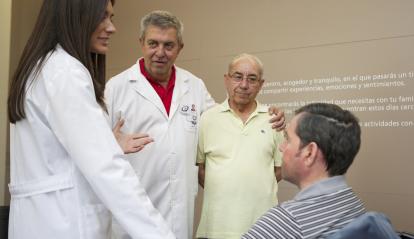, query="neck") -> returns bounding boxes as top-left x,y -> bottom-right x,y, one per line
150,72 -> 171,88
298,172 -> 330,190
229,100 -> 257,123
